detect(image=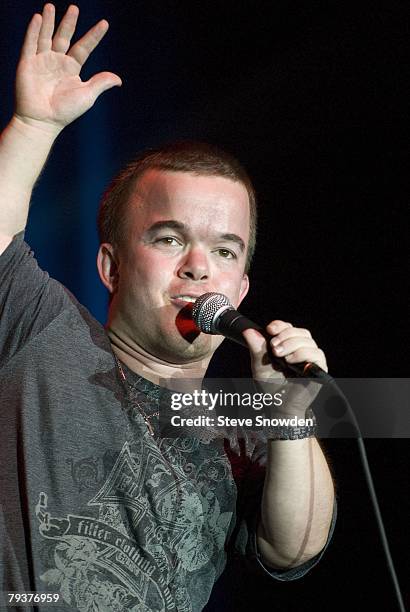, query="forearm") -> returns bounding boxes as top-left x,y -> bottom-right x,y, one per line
0,115 -> 60,236
257,437 -> 335,569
